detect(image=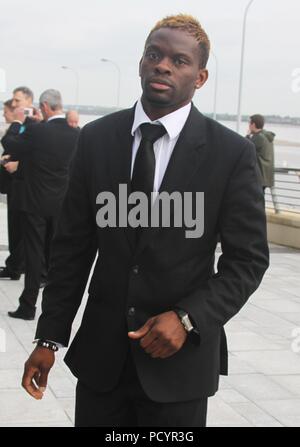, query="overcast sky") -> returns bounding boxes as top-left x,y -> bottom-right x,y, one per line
0,0 -> 299,116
